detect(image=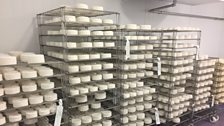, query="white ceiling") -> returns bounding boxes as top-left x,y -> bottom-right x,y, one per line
177,0 -> 220,5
